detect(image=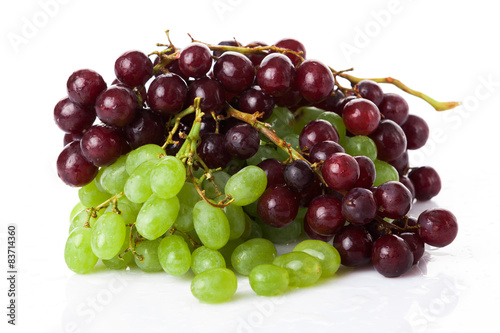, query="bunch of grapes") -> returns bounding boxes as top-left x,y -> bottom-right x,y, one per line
55,32 -> 459,303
